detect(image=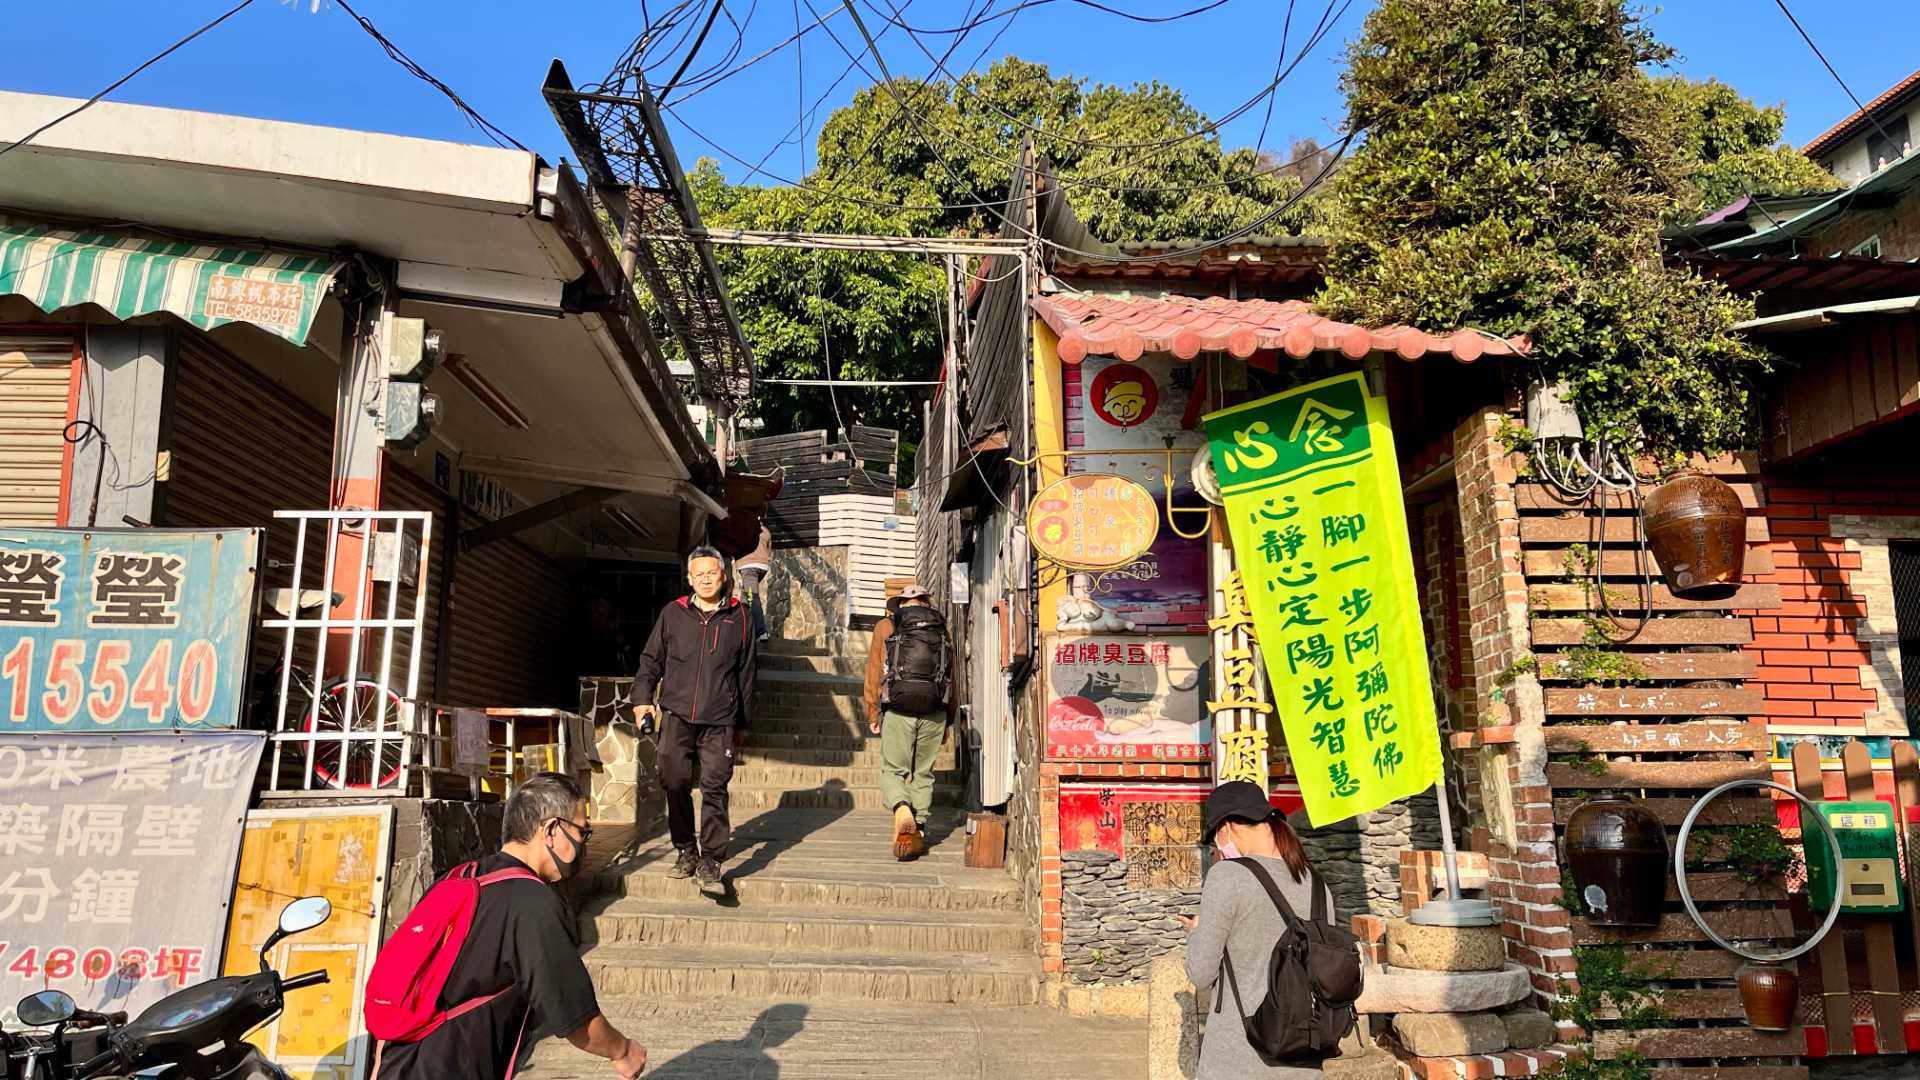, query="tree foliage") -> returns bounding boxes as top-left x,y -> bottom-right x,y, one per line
1652,75 -> 1836,216
1317,0 -> 1780,458
694,58 -> 1312,475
